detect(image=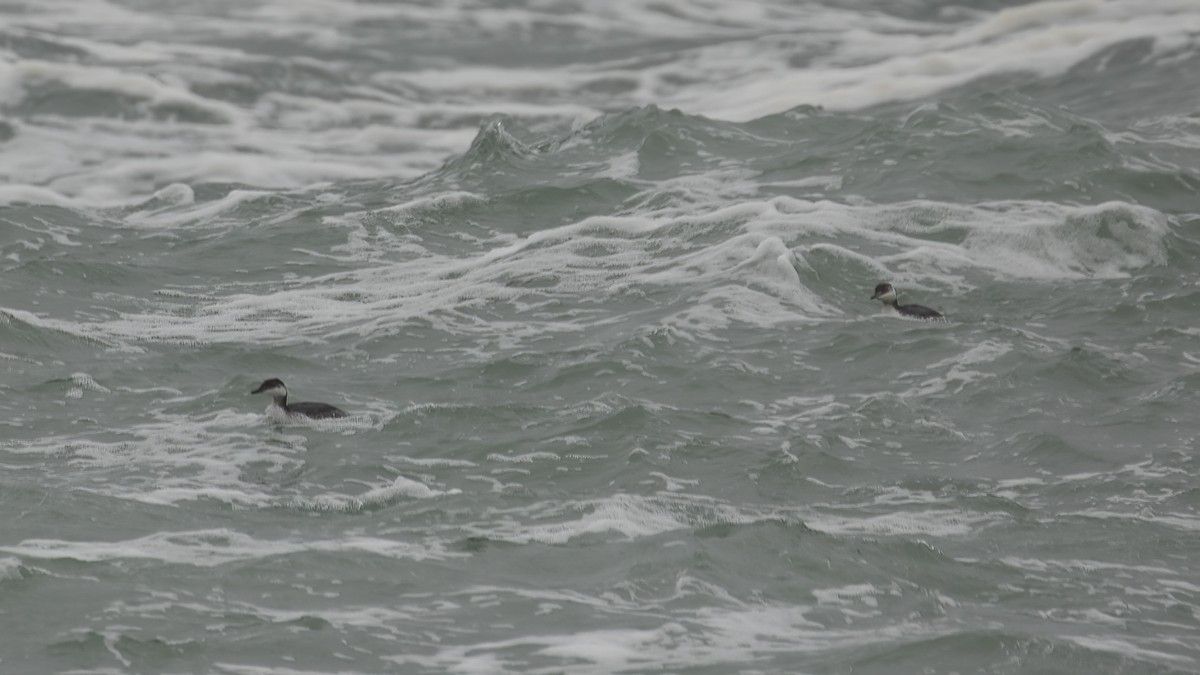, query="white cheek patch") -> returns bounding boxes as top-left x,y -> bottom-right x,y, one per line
265,403 -> 290,421
259,386 -> 287,398
876,289 -> 897,303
